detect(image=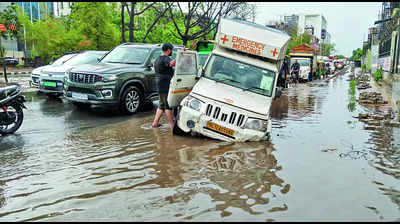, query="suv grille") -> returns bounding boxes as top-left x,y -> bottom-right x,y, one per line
205,104 -> 246,127
69,73 -> 101,84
